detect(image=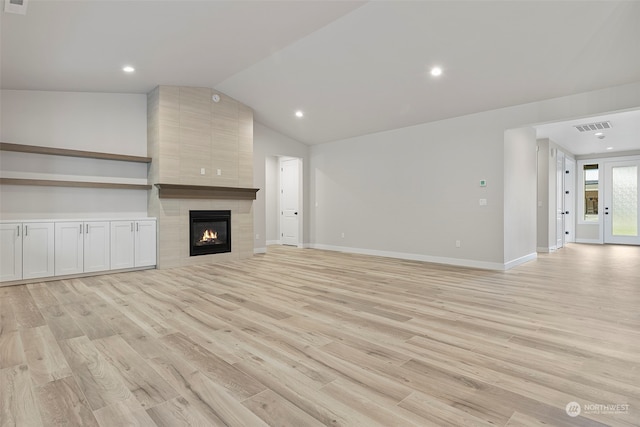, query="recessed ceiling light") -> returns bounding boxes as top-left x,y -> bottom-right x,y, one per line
295,111 -> 304,118
430,67 -> 443,77
606,147 -> 614,150
122,66 -> 135,73
595,132 -> 605,139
